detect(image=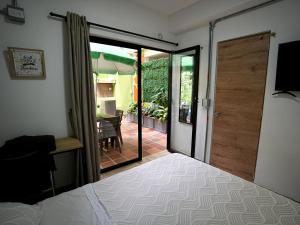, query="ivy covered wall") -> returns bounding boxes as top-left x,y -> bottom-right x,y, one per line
142,58 -> 169,103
